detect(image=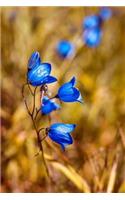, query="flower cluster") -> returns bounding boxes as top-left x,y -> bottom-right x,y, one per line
83,7 -> 112,47
26,52 -> 83,150
56,8 -> 112,58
